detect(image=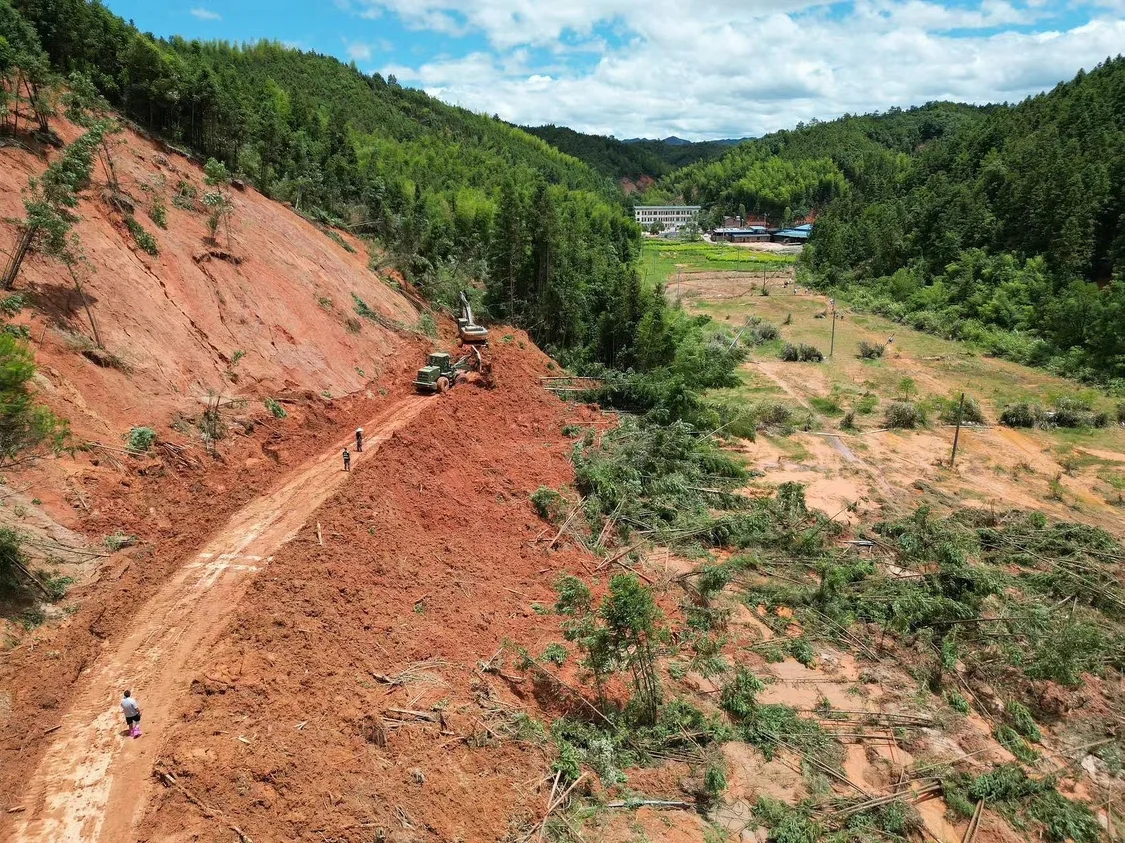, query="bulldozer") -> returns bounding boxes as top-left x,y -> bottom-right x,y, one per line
456,291 -> 489,345
412,347 -> 488,393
